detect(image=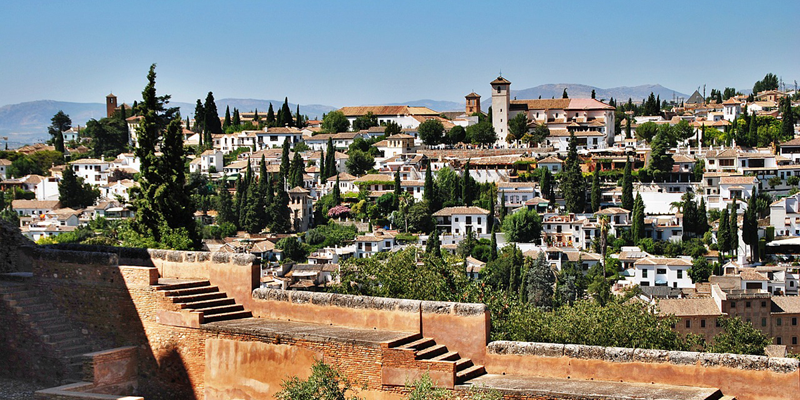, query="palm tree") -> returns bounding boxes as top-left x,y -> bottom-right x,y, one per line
670,192 -> 694,214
